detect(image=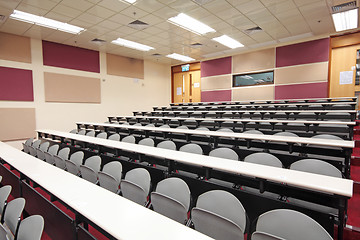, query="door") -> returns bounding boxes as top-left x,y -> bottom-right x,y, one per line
172,70 -> 201,103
